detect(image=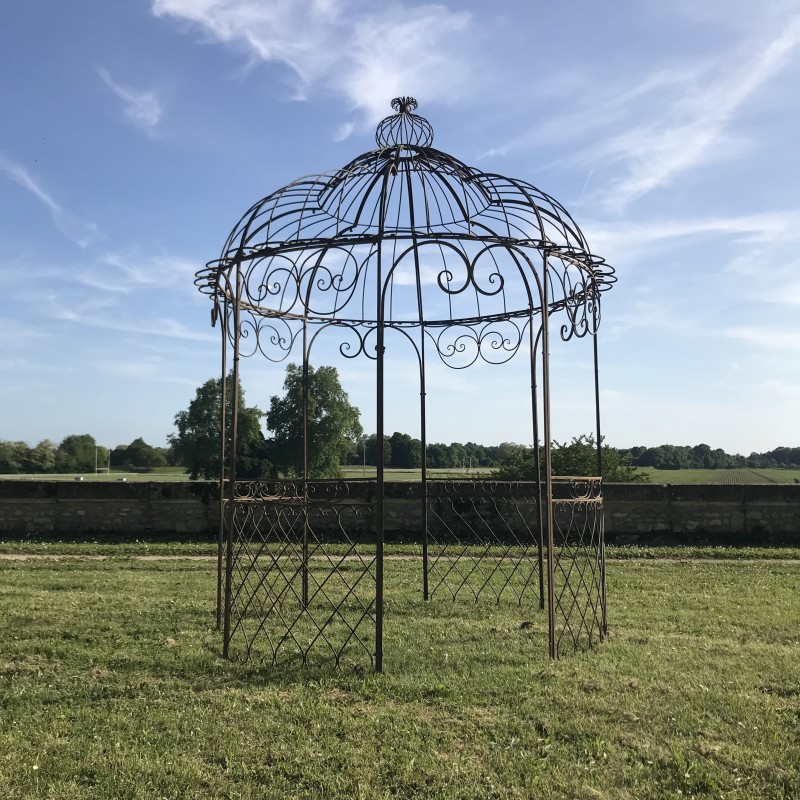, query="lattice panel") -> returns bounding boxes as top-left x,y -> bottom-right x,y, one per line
549,477 -> 606,657
425,481 -> 541,605
224,480 -> 376,668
